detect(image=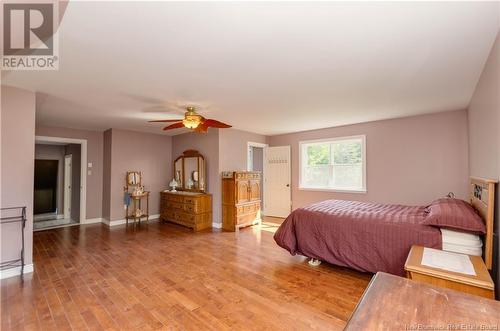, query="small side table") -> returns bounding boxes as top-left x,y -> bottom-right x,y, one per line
126,191 -> 150,225
404,245 -> 494,299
